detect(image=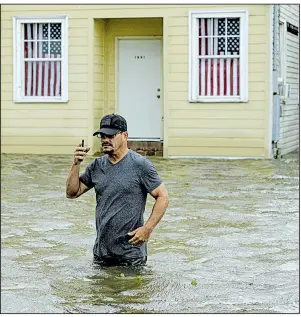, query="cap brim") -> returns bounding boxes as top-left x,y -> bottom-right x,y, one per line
93,127 -> 120,136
